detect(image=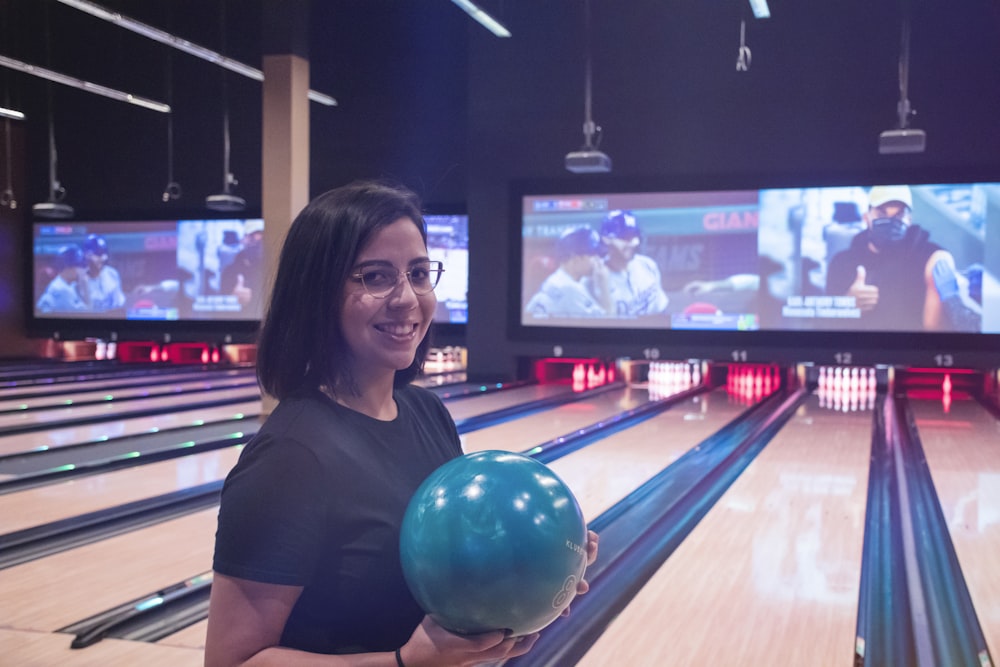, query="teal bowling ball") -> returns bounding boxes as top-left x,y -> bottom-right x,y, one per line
399,450 -> 588,637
